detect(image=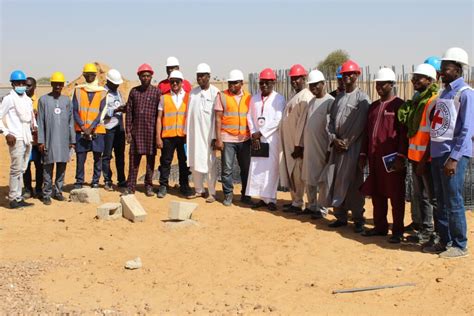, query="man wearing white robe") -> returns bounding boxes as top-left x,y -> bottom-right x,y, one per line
246,68 -> 286,211
186,63 -> 220,202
